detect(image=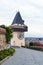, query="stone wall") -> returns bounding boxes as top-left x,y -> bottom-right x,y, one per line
0,34 -> 6,50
